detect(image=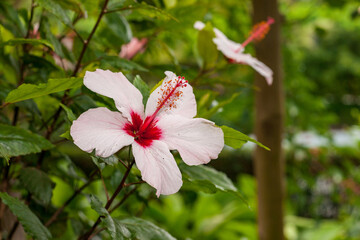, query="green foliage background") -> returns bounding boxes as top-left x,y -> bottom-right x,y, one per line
1,0 -> 360,239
